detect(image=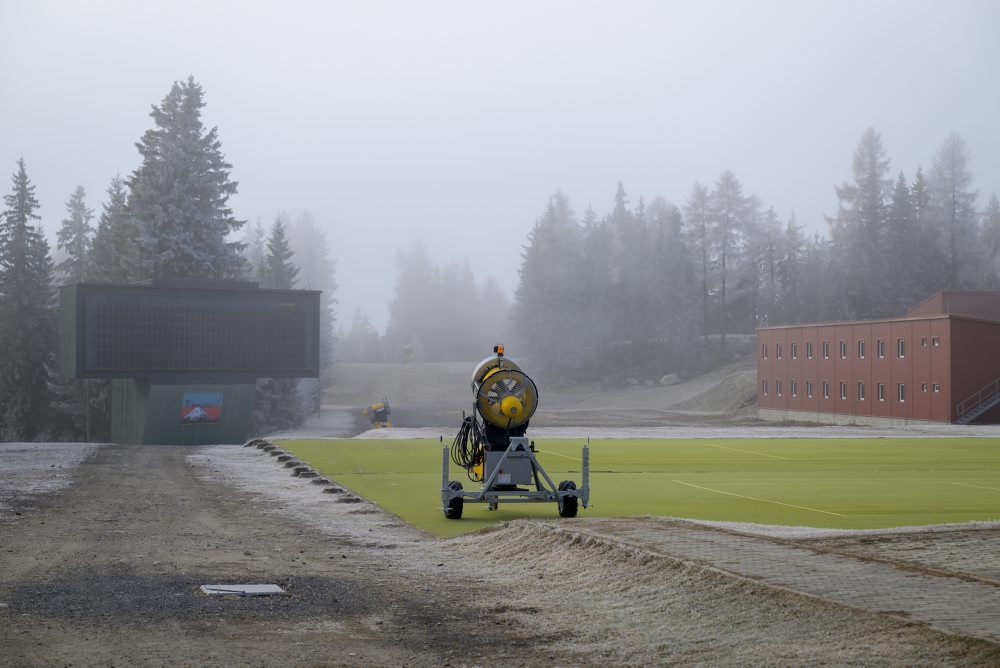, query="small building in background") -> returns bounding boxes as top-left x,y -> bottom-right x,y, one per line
757,291 -> 1000,425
